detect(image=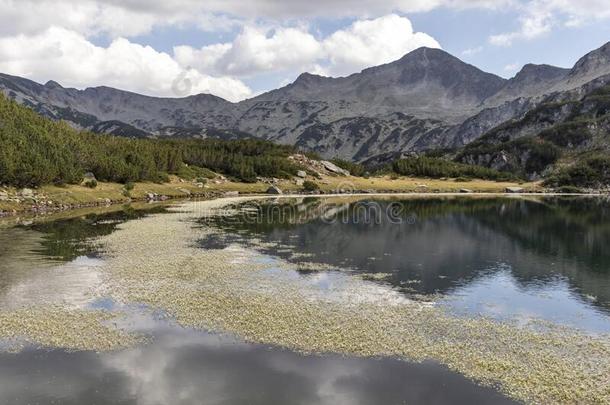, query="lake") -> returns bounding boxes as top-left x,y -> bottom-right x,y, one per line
0,195 -> 609,404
